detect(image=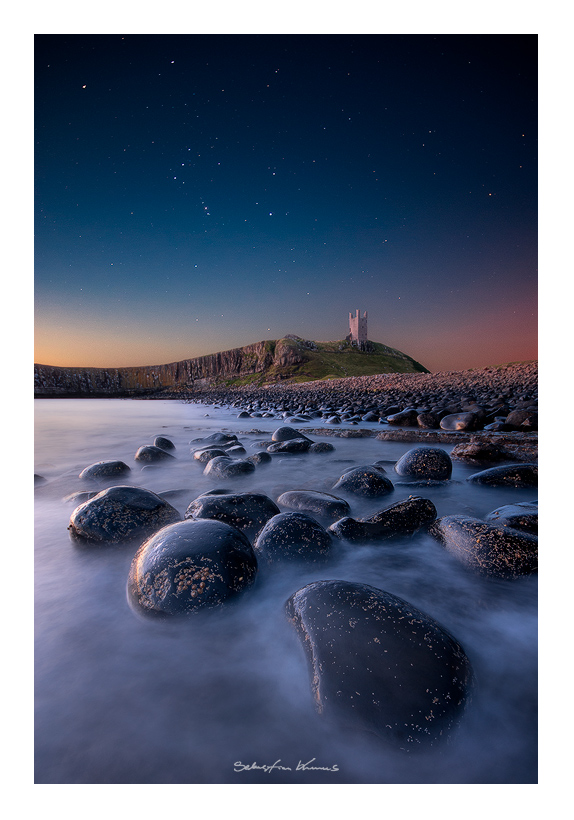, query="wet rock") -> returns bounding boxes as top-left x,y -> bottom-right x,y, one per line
247,451 -> 272,466
35,474 -> 47,486
277,490 -> 351,522
386,409 -> 419,426
225,445 -> 247,456
185,492 -> 280,538
309,441 -> 335,453
203,455 -> 256,479
332,466 -> 394,498
193,447 -> 227,463
467,463 -> 538,487
439,413 -> 480,431
450,441 -> 507,464
394,447 -> 452,480
285,580 -> 473,747
430,514 -> 538,578
267,438 -> 312,453
485,501 -> 538,534
505,409 -> 538,430
68,485 -> 181,543
135,445 -> 176,464
79,460 -> 132,481
190,433 -> 238,447
127,519 -> 258,616
253,512 -> 334,563
328,496 -> 437,542
271,426 -> 312,442
417,412 -> 439,429
154,436 -> 175,451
